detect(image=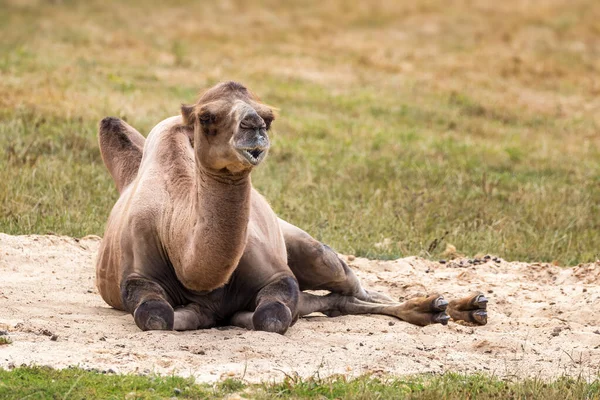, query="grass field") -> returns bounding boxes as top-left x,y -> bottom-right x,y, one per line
1,366 -> 598,400
1,0 -> 599,264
